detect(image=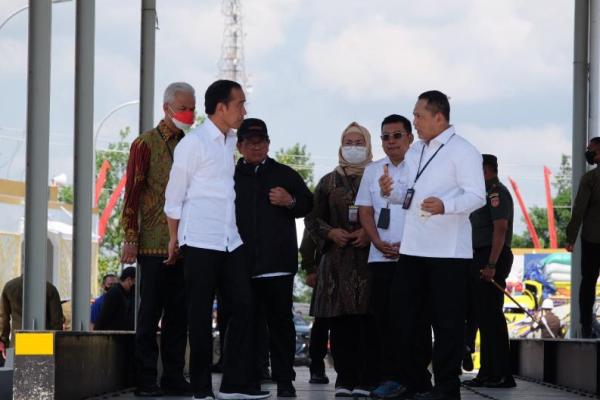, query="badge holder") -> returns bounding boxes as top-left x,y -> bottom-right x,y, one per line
377,205 -> 390,229
348,205 -> 359,223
